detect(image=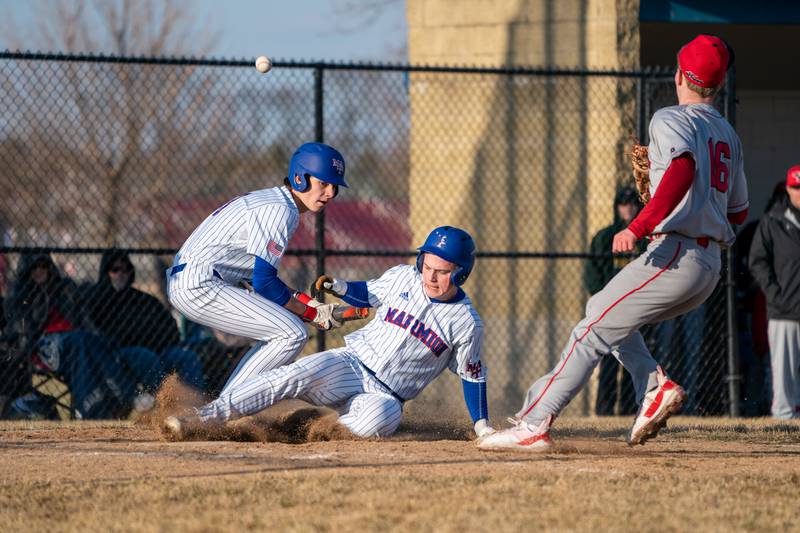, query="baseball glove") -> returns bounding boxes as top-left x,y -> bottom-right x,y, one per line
630,138 -> 651,204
